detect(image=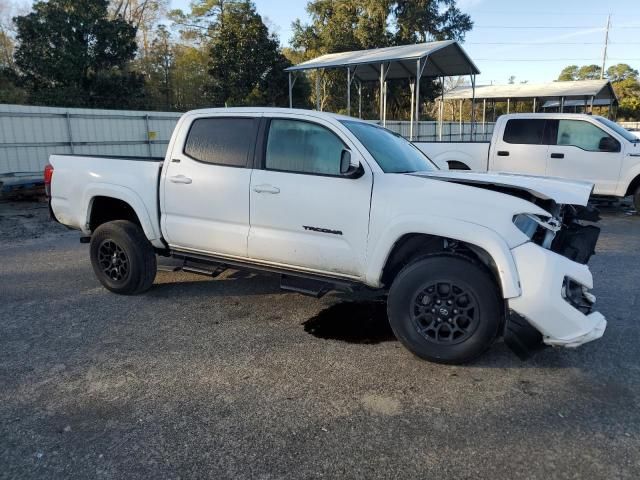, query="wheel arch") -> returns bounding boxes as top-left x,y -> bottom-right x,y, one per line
624,173 -> 640,197
367,219 -> 522,299
83,184 -> 160,242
